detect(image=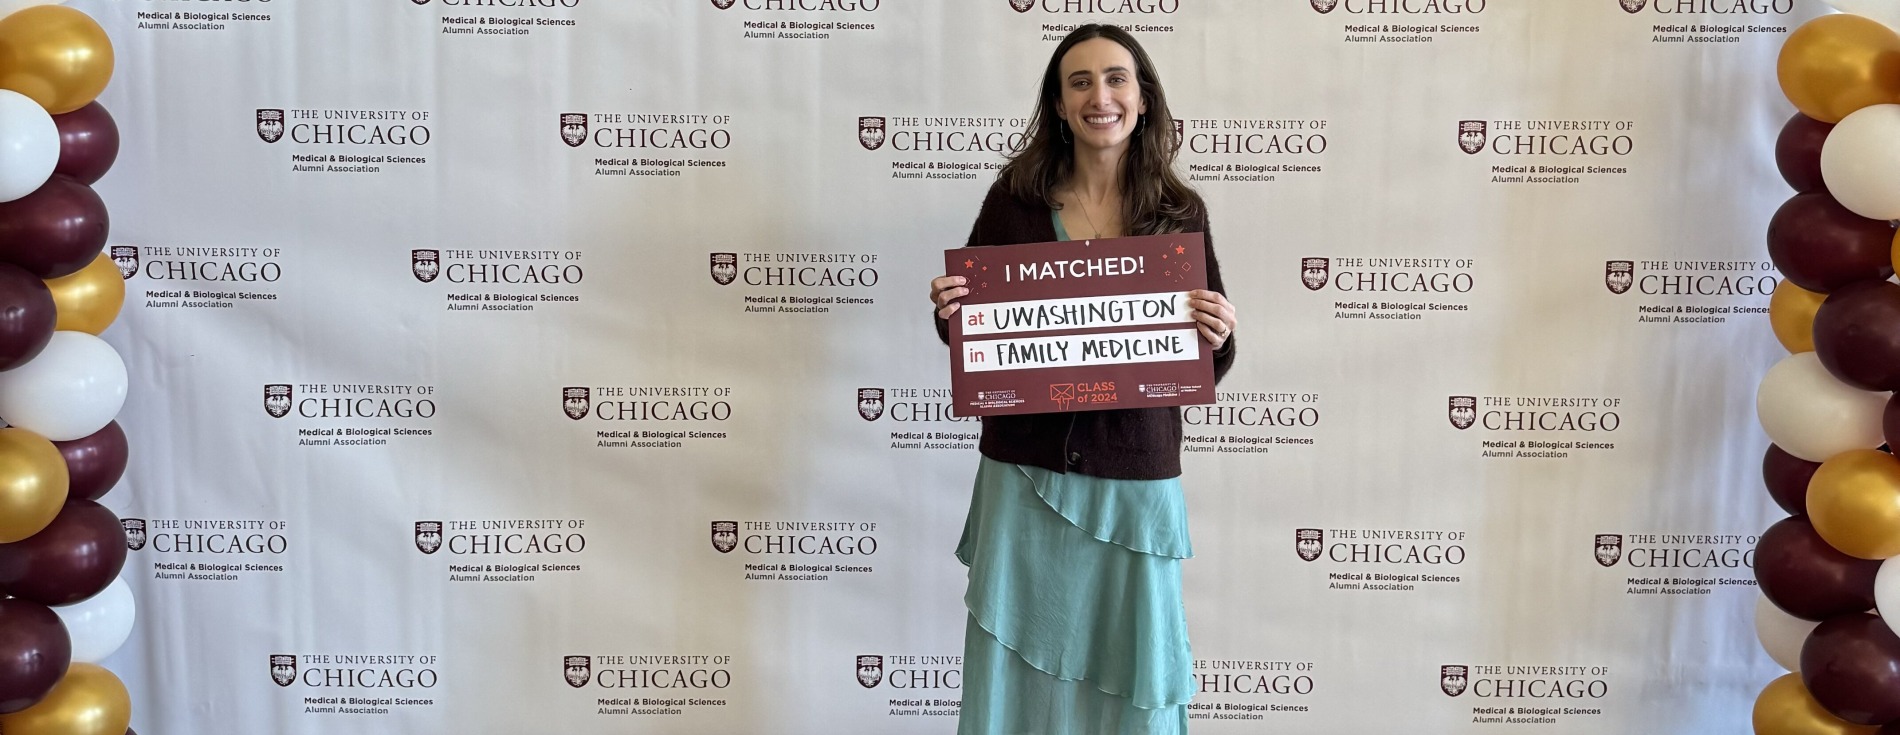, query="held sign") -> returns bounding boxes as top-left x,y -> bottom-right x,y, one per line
945,233 -> 1215,416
